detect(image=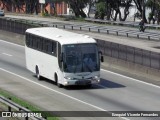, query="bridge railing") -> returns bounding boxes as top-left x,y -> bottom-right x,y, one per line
0,17 -> 160,70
